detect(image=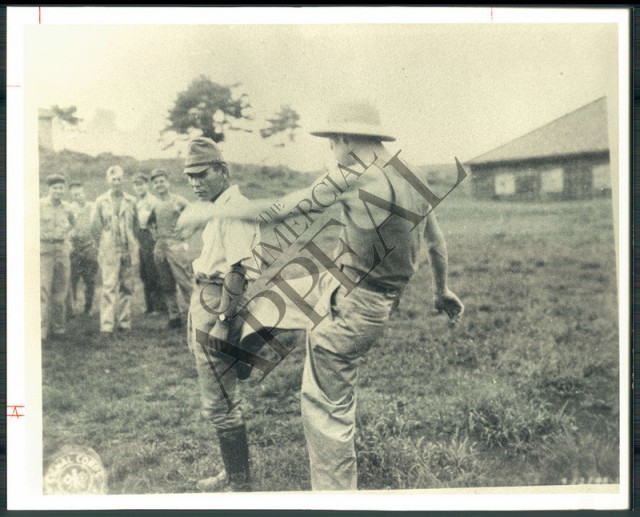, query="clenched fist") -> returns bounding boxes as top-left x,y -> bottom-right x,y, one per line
434,288 -> 464,324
